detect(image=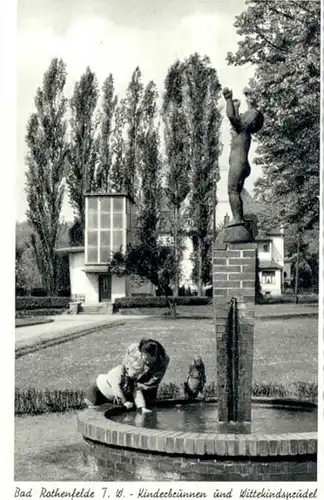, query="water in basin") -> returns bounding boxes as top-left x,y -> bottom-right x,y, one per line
110,402 -> 317,434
